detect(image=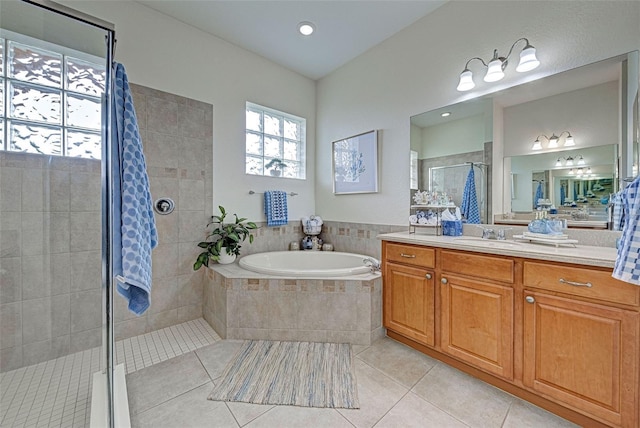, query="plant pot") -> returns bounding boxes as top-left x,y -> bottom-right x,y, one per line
269,169 -> 281,177
217,247 -> 237,264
